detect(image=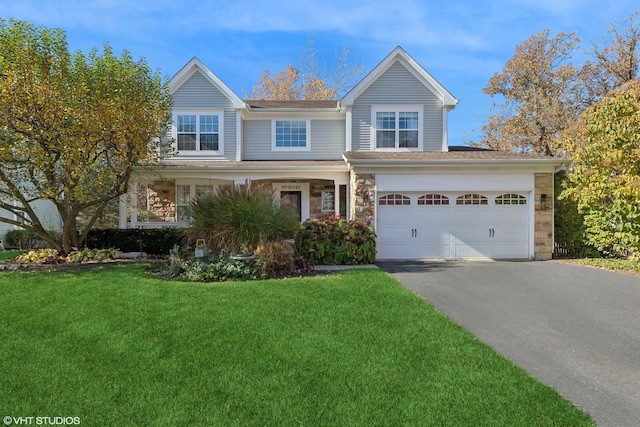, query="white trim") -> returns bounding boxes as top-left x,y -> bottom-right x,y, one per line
172,108 -> 224,157
271,119 -> 311,152
235,110 -> 242,161
442,109 -> 449,151
345,107 -> 352,151
370,105 -> 423,151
